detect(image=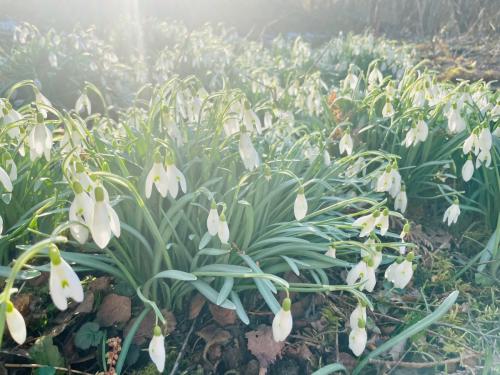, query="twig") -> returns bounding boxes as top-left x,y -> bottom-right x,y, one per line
4,363 -> 92,375
169,318 -> 197,375
369,353 -> 478,369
